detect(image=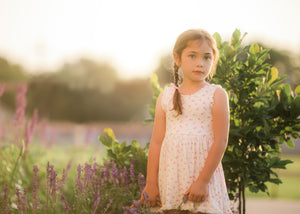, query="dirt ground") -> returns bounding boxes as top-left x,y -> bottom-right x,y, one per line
247,198 -> 300,214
